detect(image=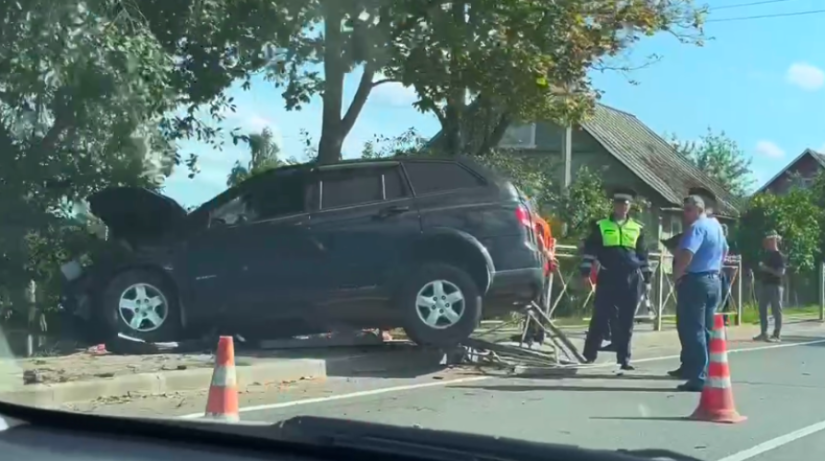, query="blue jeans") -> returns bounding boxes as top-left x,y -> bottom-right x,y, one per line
676,273 -> 721,385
